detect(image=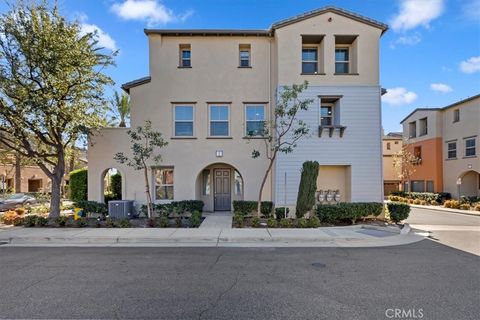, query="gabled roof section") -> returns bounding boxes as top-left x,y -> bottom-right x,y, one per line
271,6 -> 388,34
144,6 -> 388,37
441,93 -> 480,111
121,76 -> 151,93
400,108 -> 441,124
